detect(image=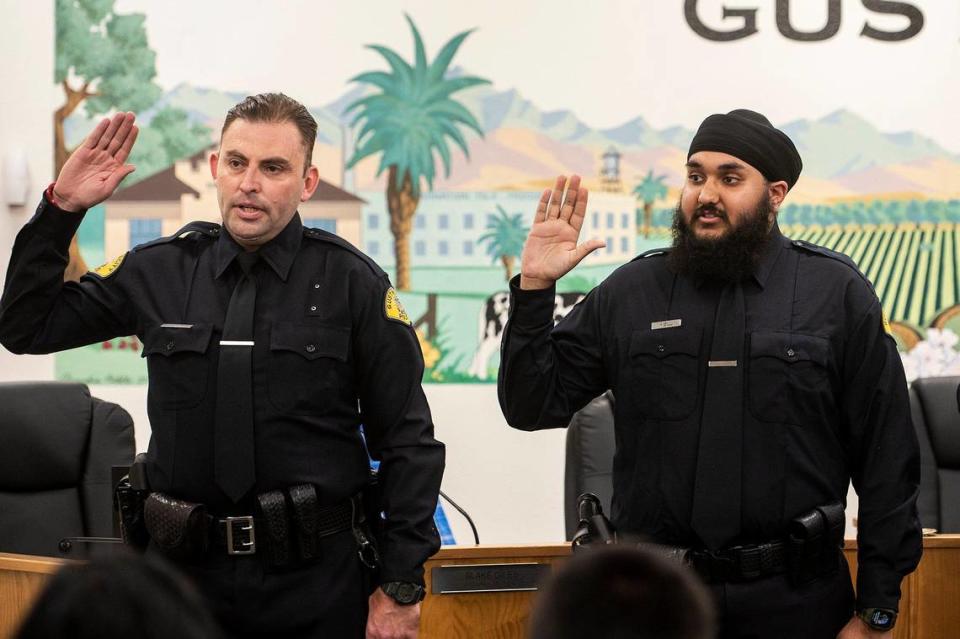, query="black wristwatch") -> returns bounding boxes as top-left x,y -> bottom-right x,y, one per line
381,581 -> 426,605
857,607 -> 897,631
